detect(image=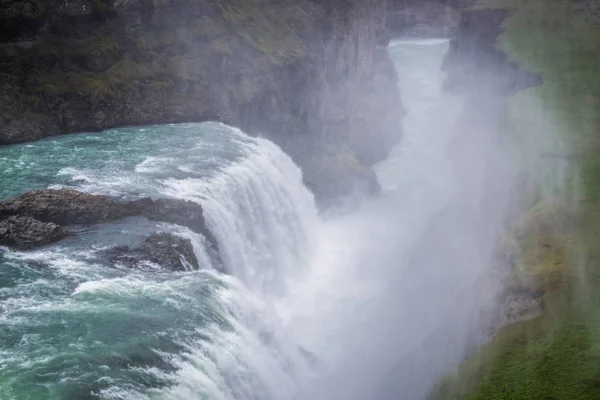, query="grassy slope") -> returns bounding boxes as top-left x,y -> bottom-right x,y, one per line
433,1 -> 600,398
